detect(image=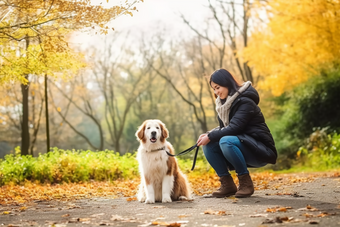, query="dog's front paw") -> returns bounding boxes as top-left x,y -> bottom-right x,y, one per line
137,193 -> 146,203
145,198 -> 155,204
138,196 -> 146,203
162,195 -> 172,203
178,196 -> 189,201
